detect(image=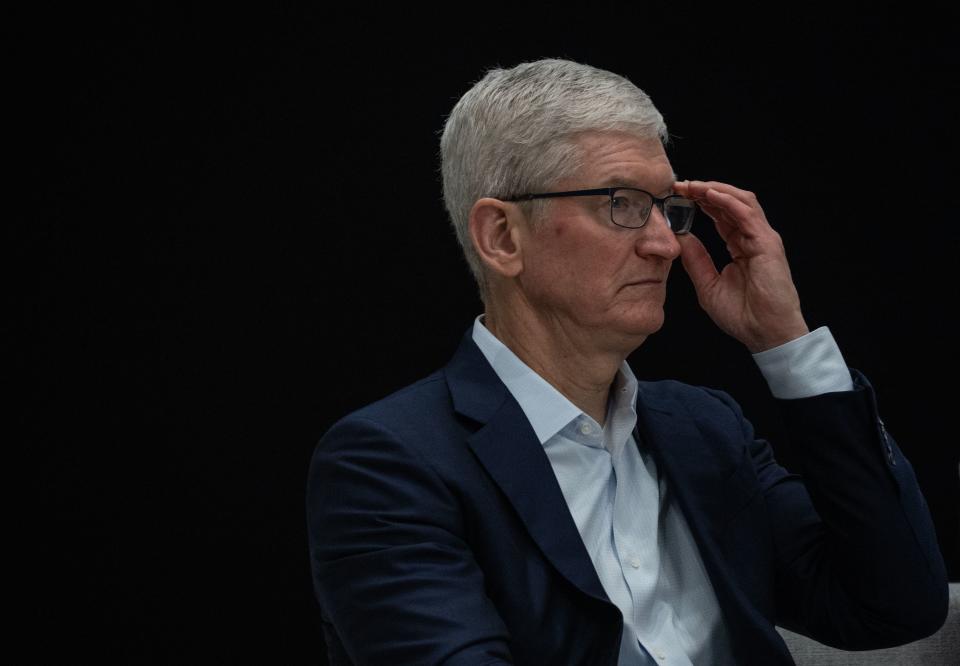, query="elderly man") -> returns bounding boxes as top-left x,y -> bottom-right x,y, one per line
307,59 -> 947,665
